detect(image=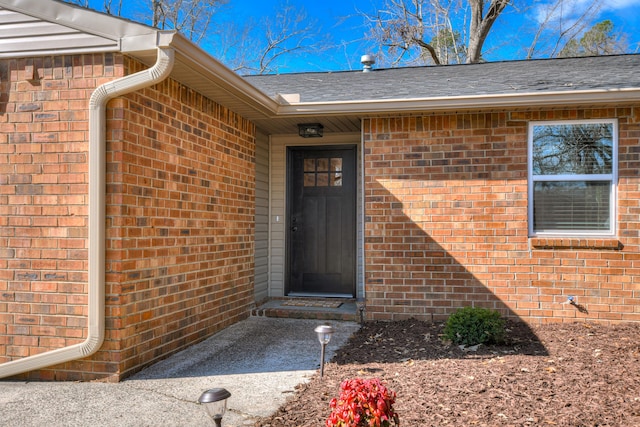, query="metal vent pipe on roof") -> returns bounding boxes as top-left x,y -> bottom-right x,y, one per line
361,55 -> 375,72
